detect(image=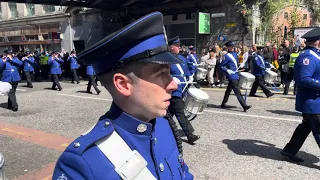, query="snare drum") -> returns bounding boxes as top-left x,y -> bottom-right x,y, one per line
239,72 -> 255,90
196,68 -> 208,80
184,87 -> 209,115
264,70 -> 278,84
